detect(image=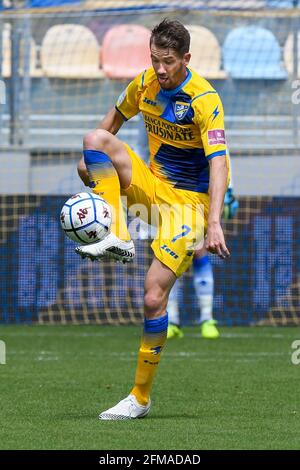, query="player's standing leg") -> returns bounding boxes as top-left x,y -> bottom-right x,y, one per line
99,258 -> 176,419
166,246 -> 219,340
